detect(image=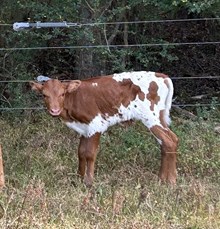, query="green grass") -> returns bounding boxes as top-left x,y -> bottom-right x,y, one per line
0,111 -> 219,228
